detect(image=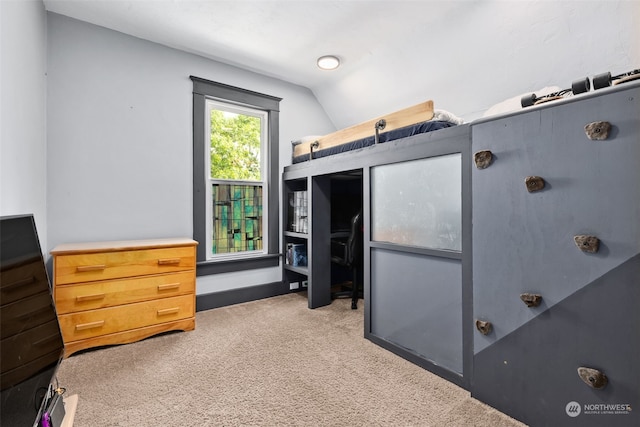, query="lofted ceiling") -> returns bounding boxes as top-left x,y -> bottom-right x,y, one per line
43,0 -> 638,128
